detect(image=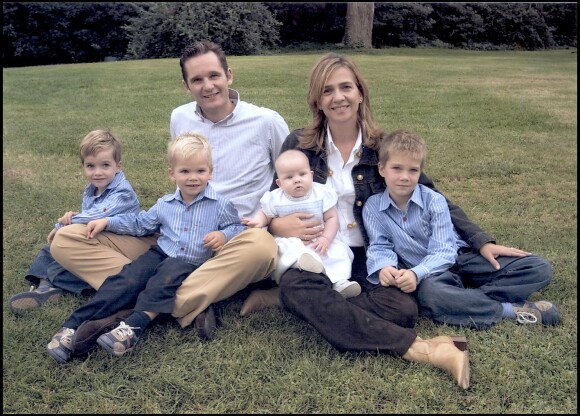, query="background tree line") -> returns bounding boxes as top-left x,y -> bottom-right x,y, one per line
3,2 -> 577,68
